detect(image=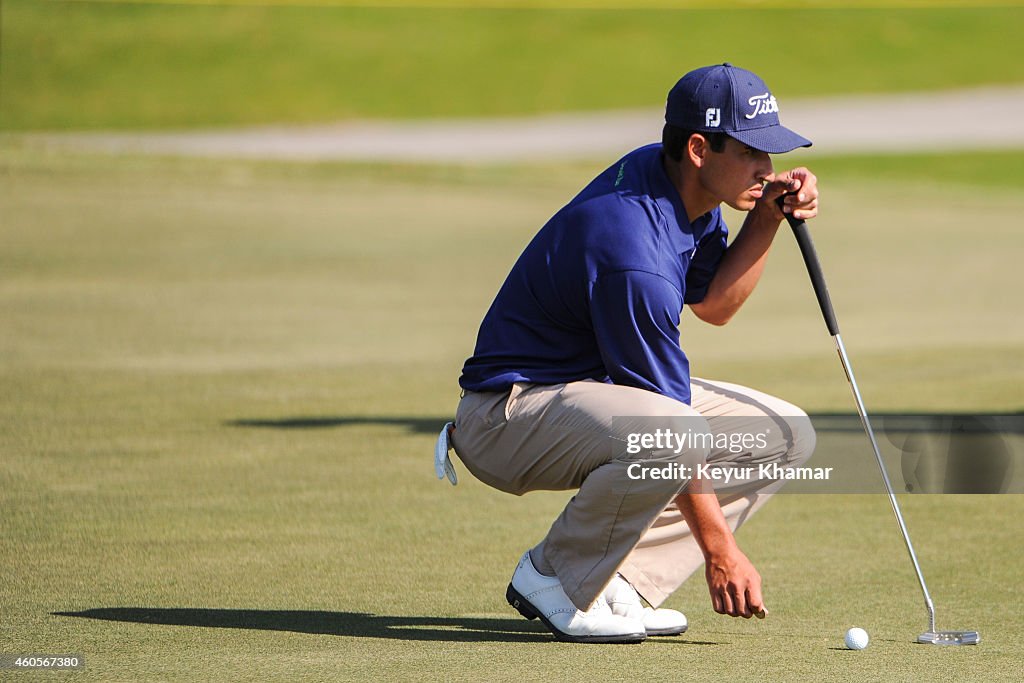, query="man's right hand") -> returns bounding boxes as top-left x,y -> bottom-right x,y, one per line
675,478 -> 768,619
704,545 -> 765,618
